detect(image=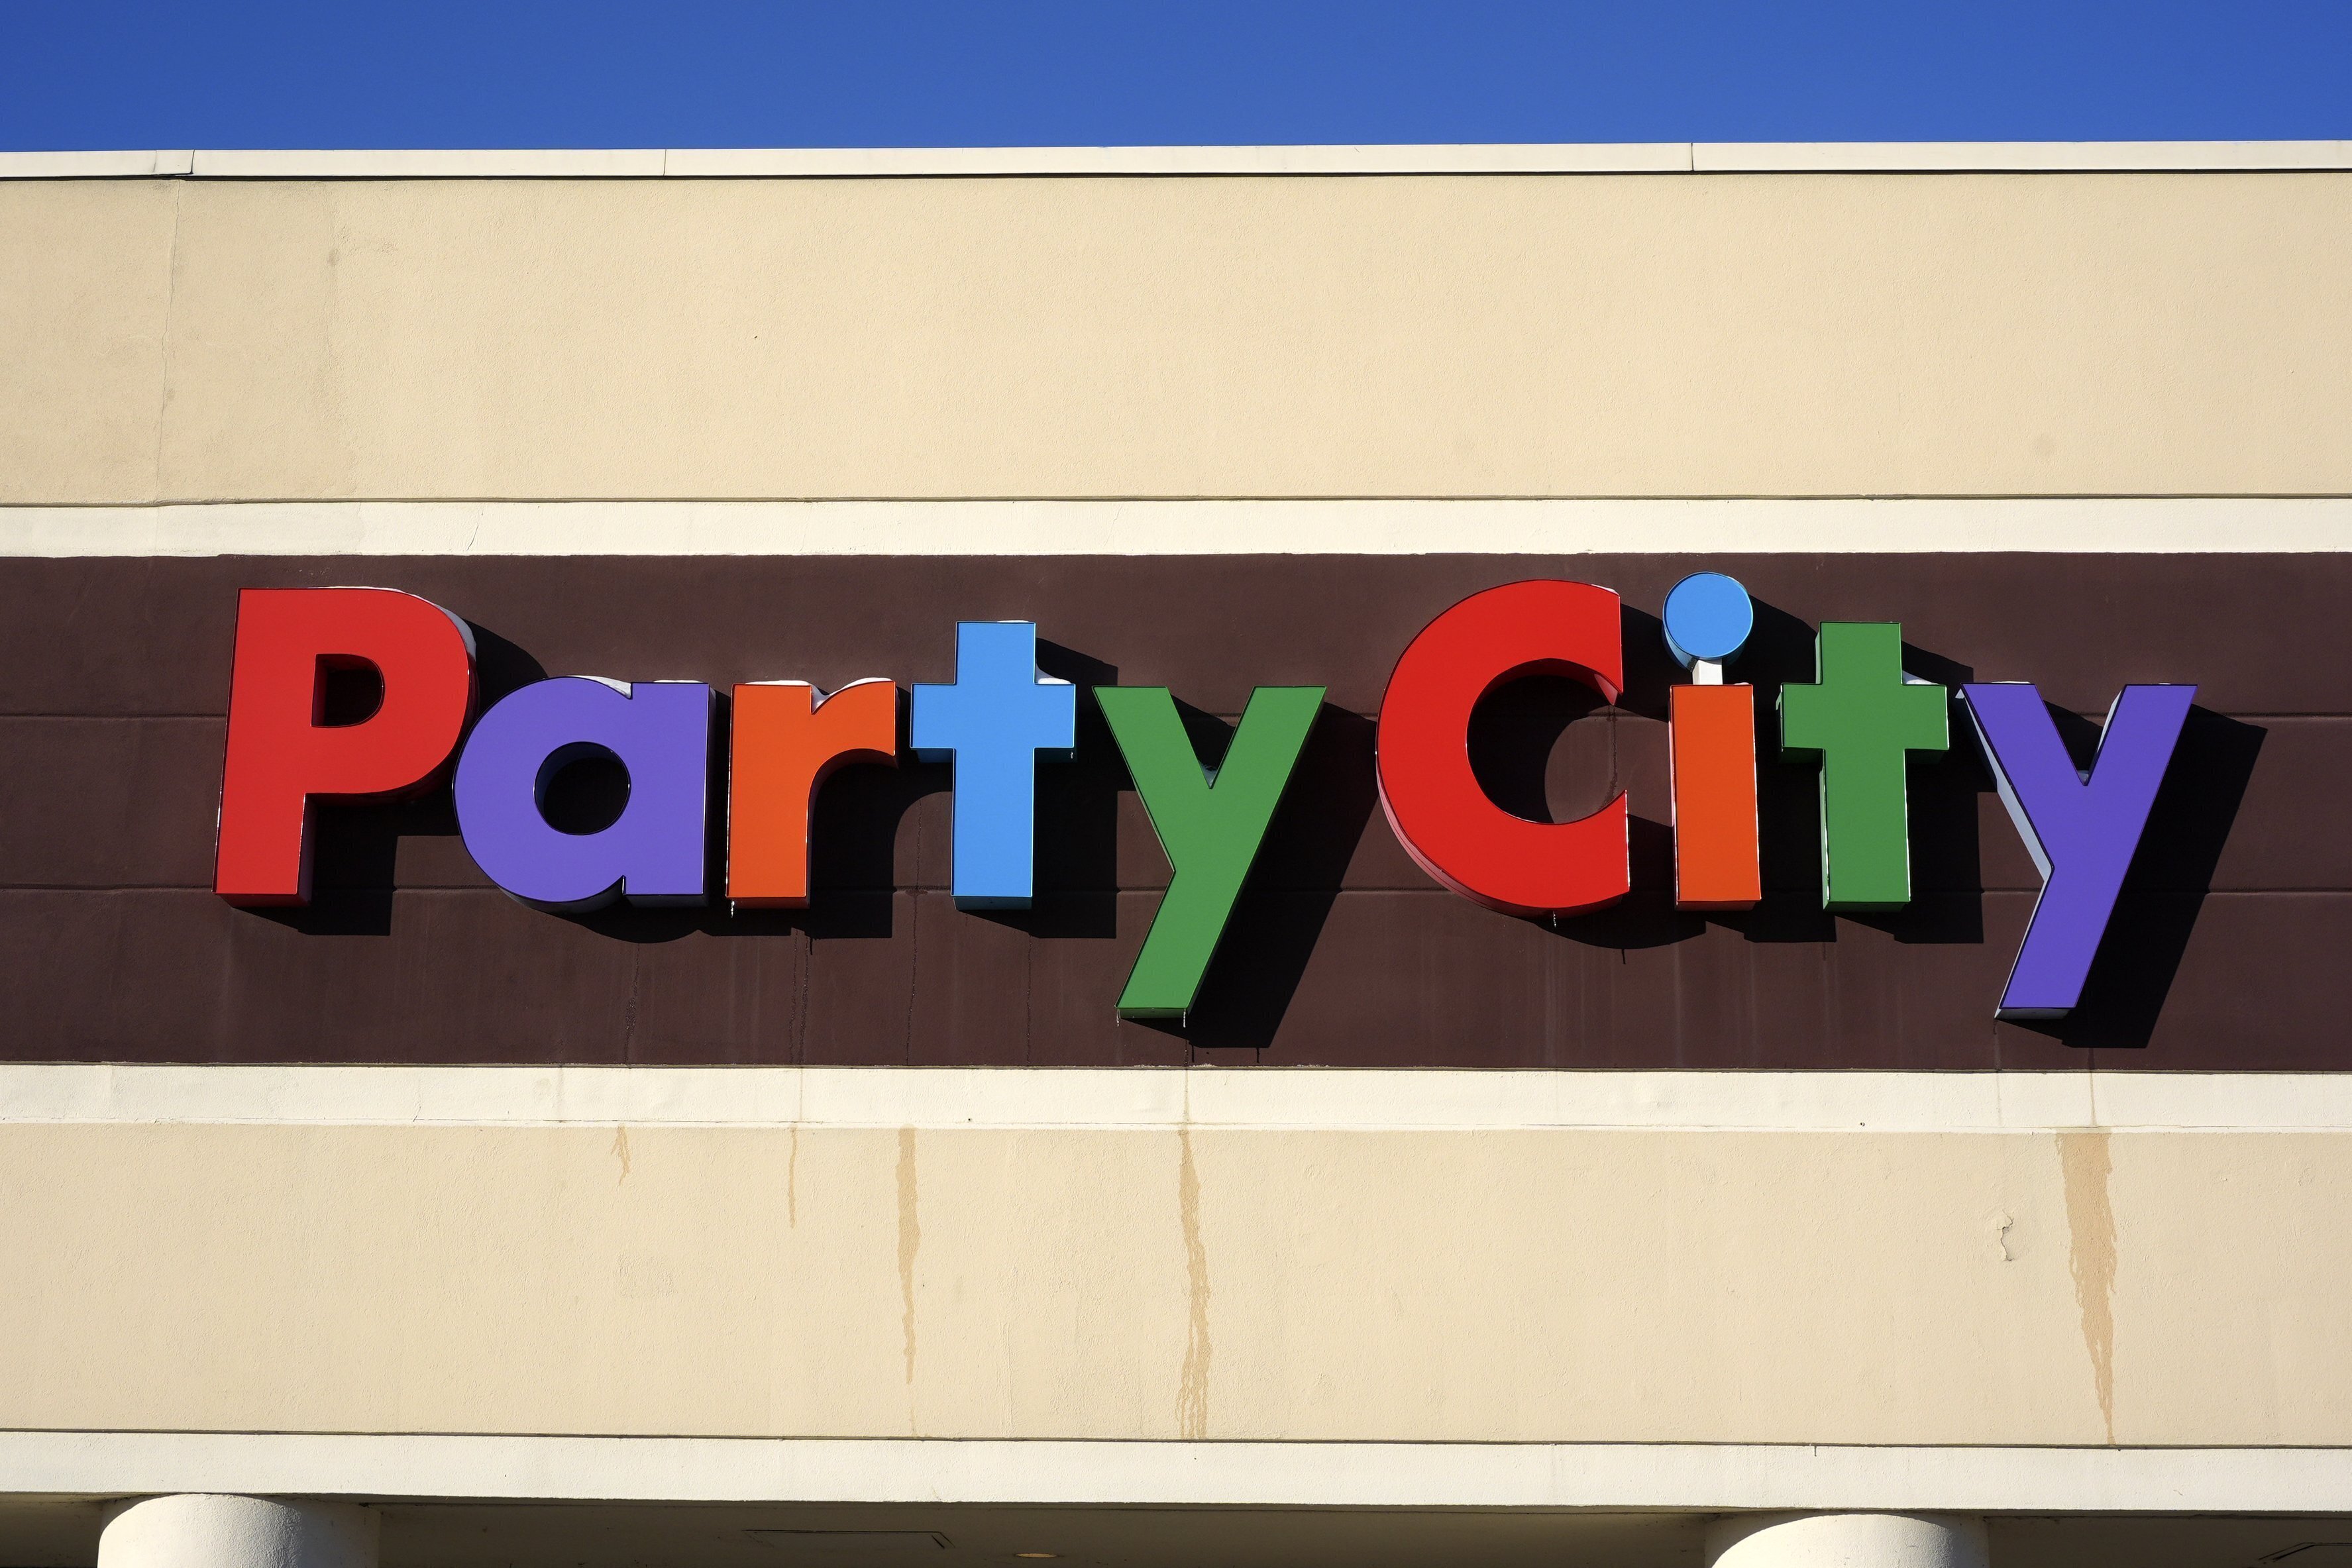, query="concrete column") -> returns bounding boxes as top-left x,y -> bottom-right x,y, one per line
98,1495 -> 378,1568
1707,1512 -> 1988,1567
